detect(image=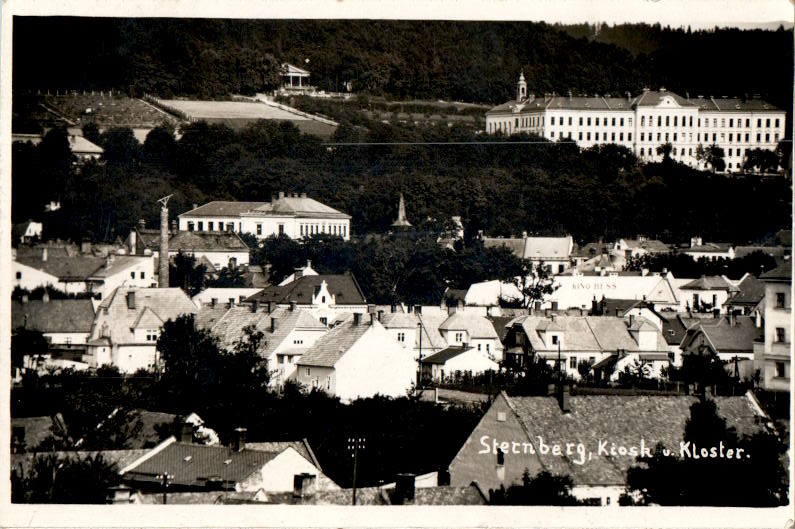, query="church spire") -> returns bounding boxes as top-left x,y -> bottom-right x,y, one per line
392,193 -> 412,228
516,70 -> 527,102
